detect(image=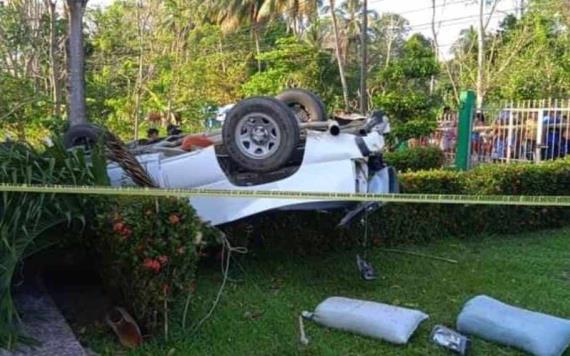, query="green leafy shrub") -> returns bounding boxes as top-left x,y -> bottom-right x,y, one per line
372,34 -> 441,142
94,196 -> 217,334
230,158 -> 570,251
373,158 -> 570,244
384,146 -> 446,172
240,36 -> 340,107
0,140 -> 108,348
